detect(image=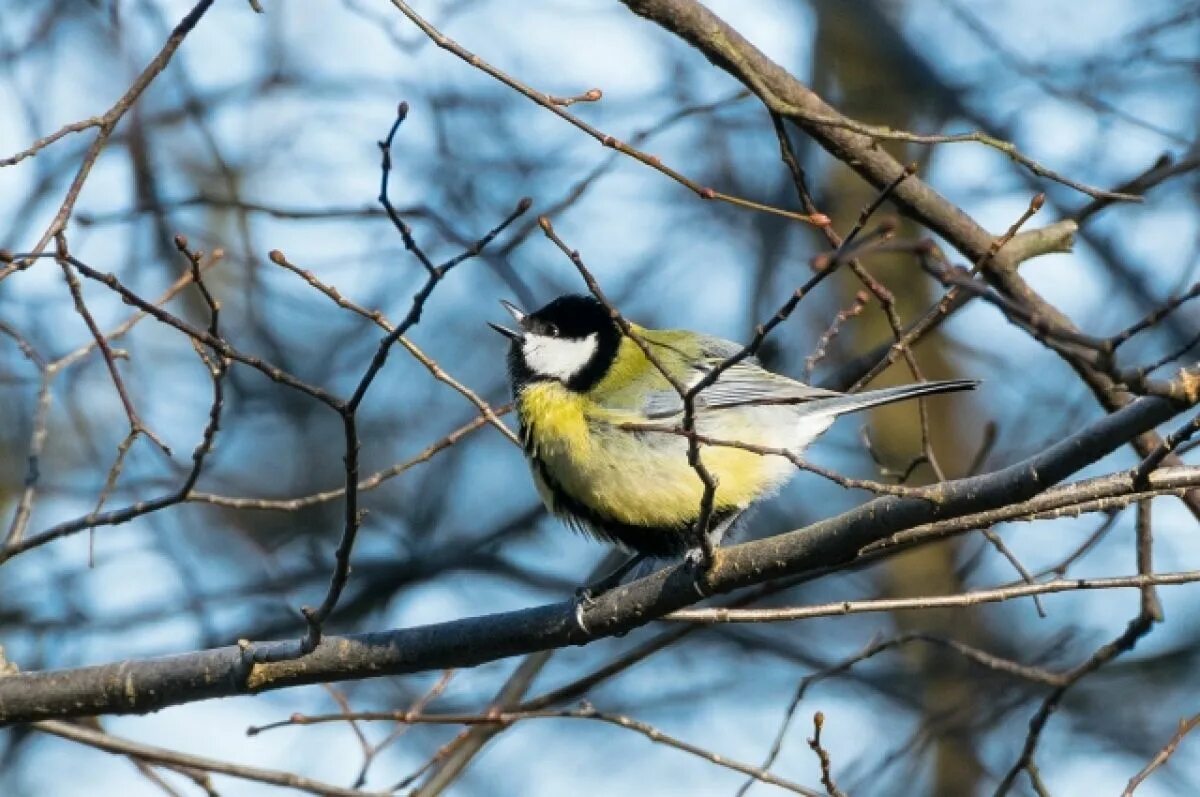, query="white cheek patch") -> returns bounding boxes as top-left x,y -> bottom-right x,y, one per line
522,333 -> 598,381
